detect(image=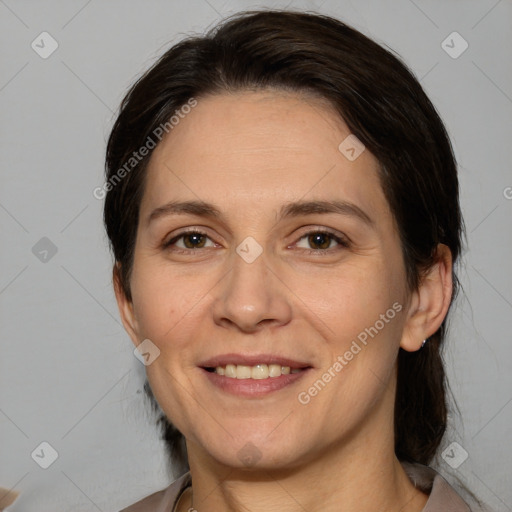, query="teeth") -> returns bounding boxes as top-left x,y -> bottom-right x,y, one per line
236,365 -> 252,379
268,364 -> 282,377
224,364 -> 237,378
213,364 -> 303,379
251,364 -> 268,380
